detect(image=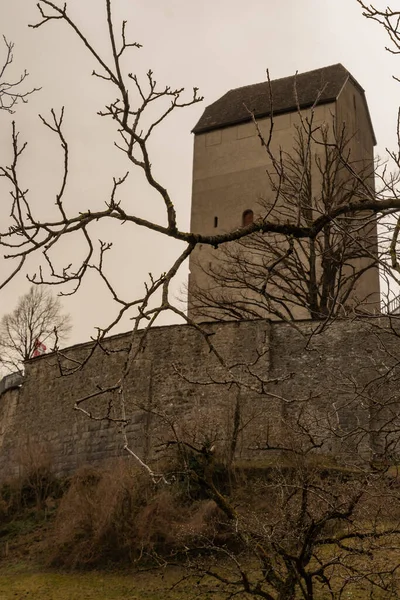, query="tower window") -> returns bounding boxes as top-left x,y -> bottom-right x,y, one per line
214,216 -> 218,228
242,209 -> 254,227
